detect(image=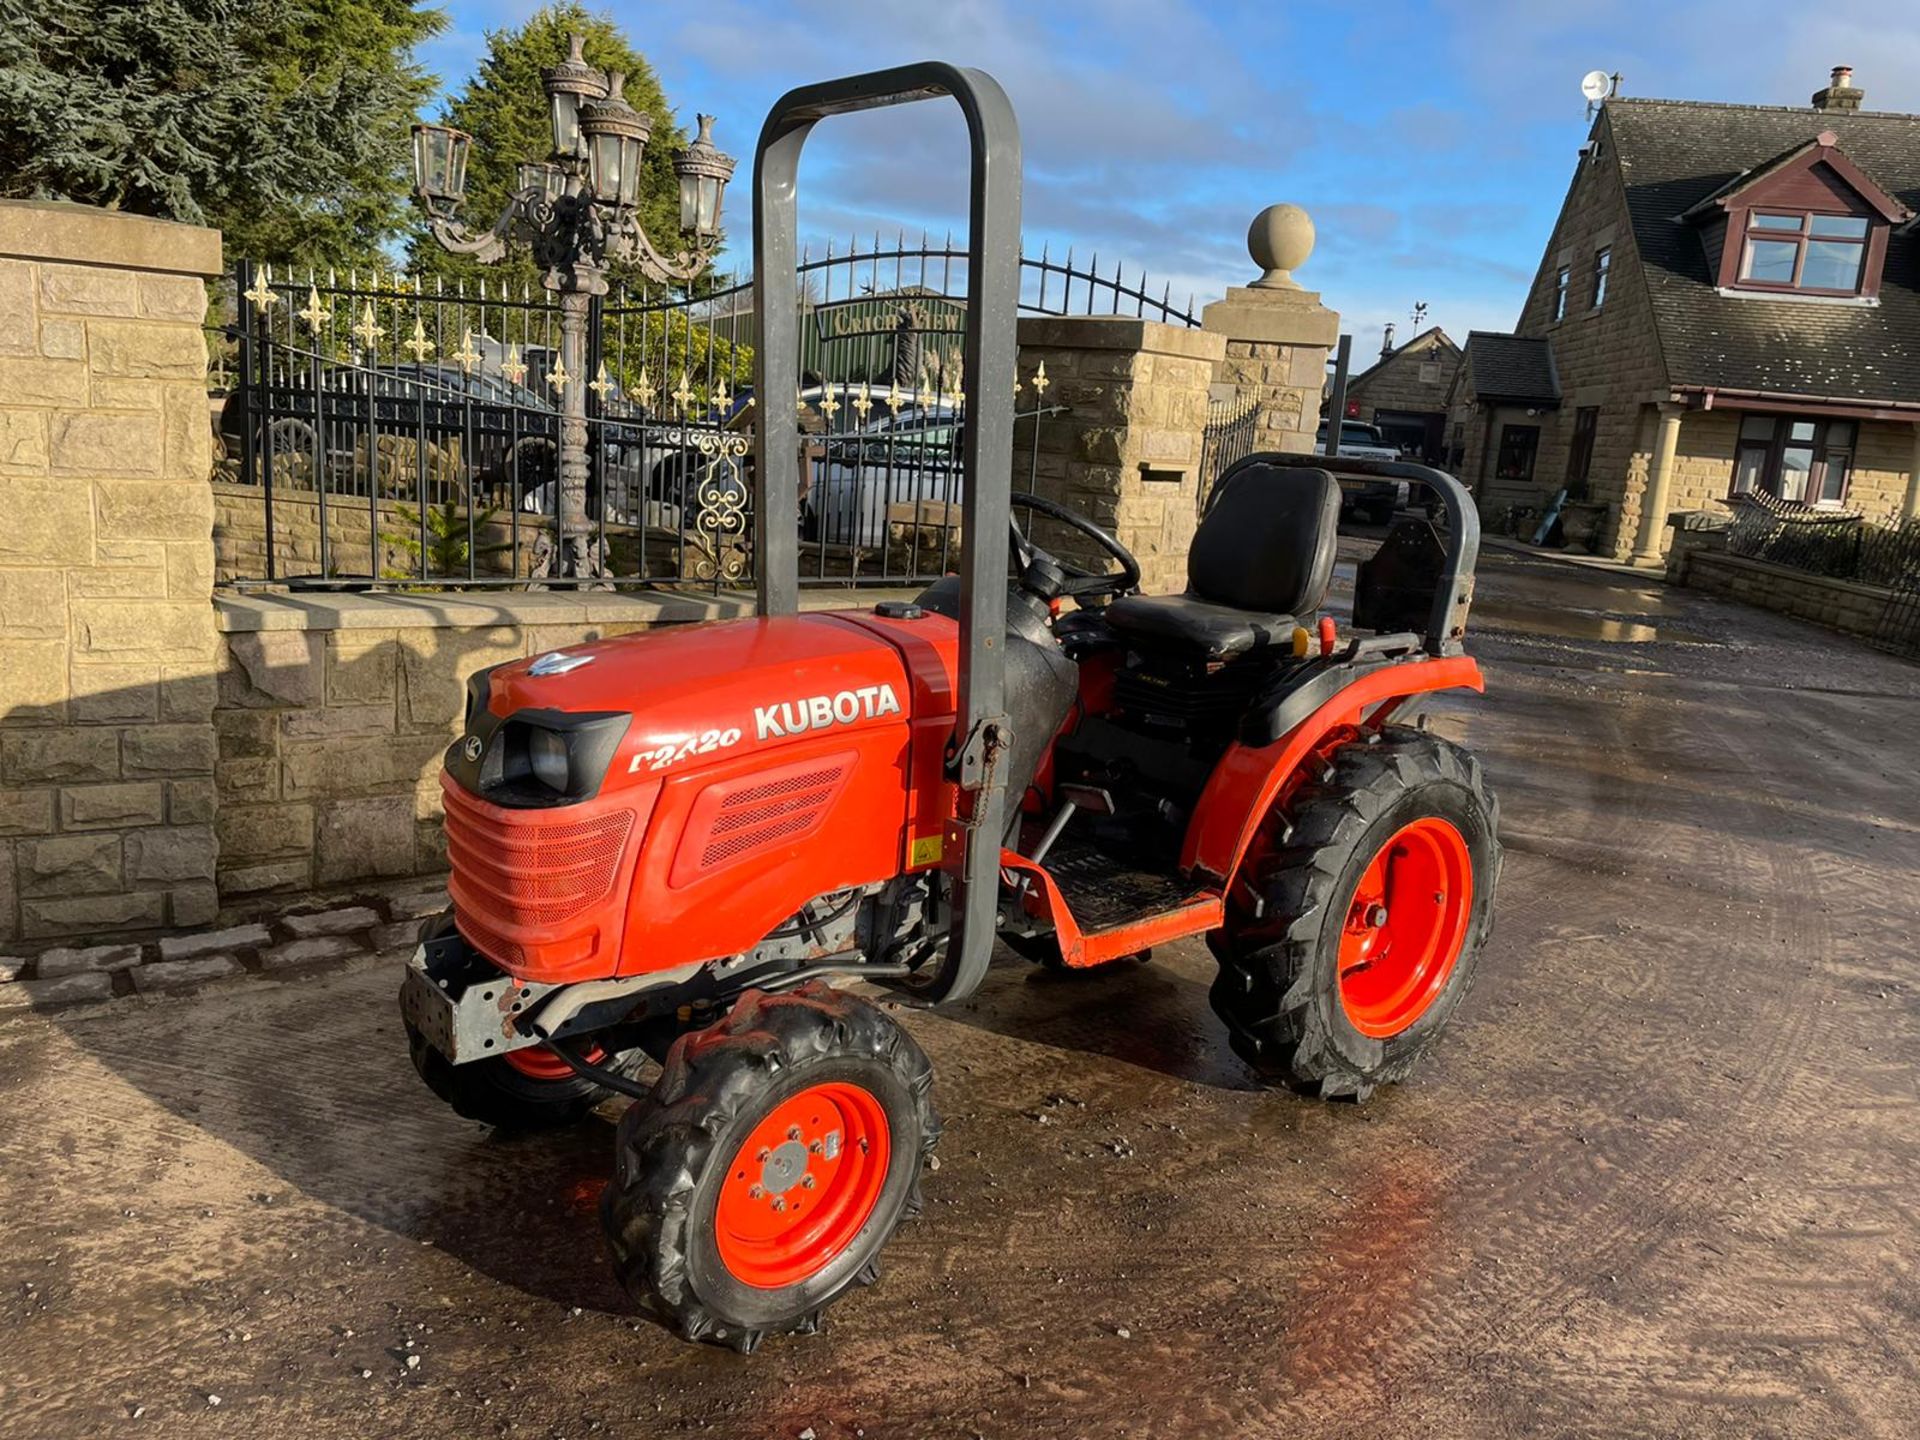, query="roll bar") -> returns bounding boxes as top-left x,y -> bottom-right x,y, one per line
1219,452 -> 1481,655
750,64 -> 1022,1007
